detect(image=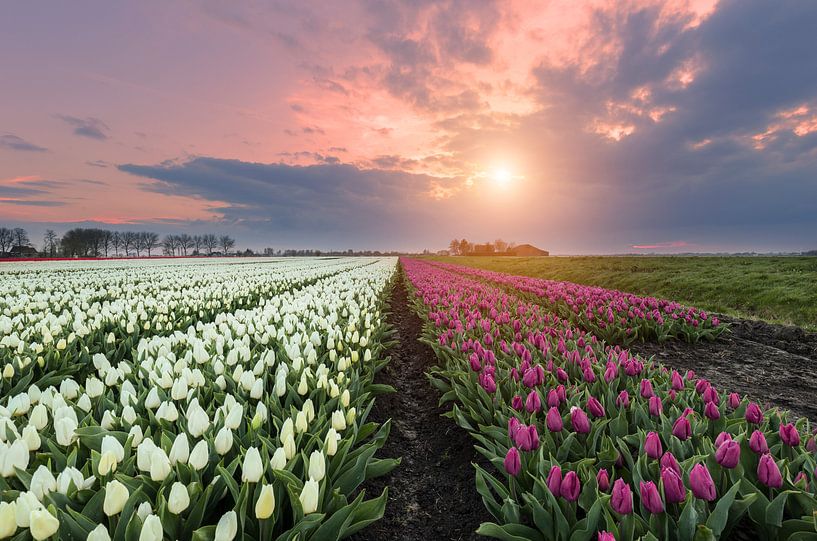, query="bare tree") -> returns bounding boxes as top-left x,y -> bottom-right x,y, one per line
203,234 -> 217,255
219,235 -> 235,255
0,227 -> 13,254
102,230 -> 113,257
449,239 -> 460,255
112,231 -> 122,257
12,228 -> 30,248
43,230 -> 59,257
122,231 -> 137,257
144,232 -> 160,256
457,239 -> 471,256
162,235 -> 177,256
177,234 -> 194,256
192,235 -> 204,255
493,239 -> 508,254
